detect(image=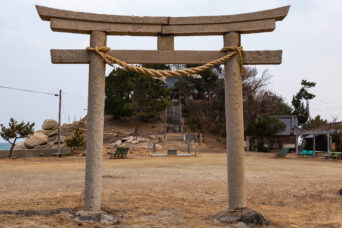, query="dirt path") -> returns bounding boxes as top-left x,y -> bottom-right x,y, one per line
0,153 -> 341,227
